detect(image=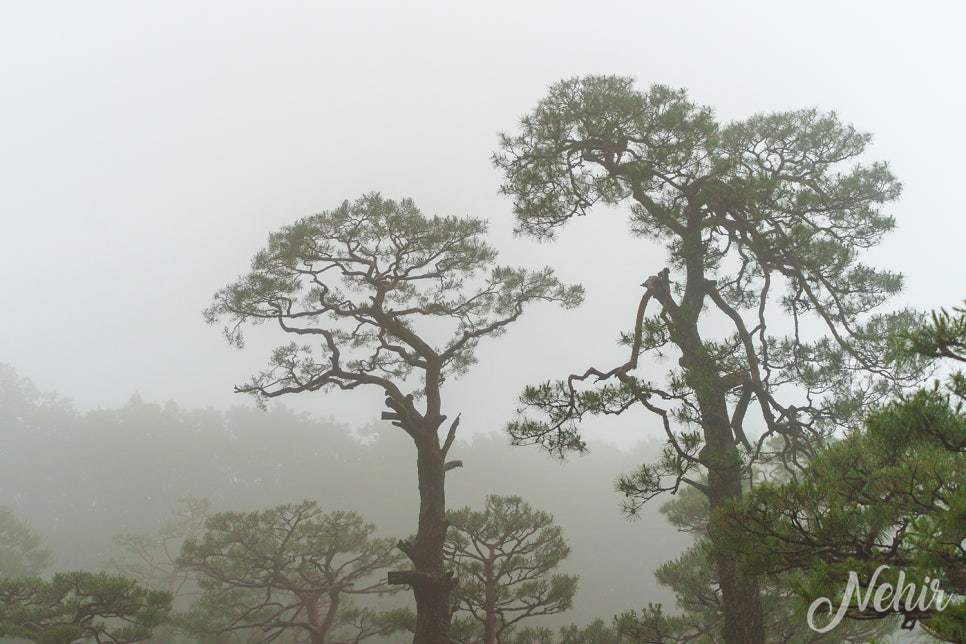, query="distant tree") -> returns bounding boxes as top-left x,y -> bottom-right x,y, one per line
556,618 -> 622,643
205,193 -> 581,643
614,604 -> 707,643
0,506 -> 52,579
511,617 -> 628,643
509,610 -> 741,644
498,626 -> 554,644
721,303 -> 966,641
0,571 -> 171,643
445,495 -> 577,643
495,75 -> 920,643
178,501 -> 412,643
106,497 -> 211,643
107,497 -> 210,601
